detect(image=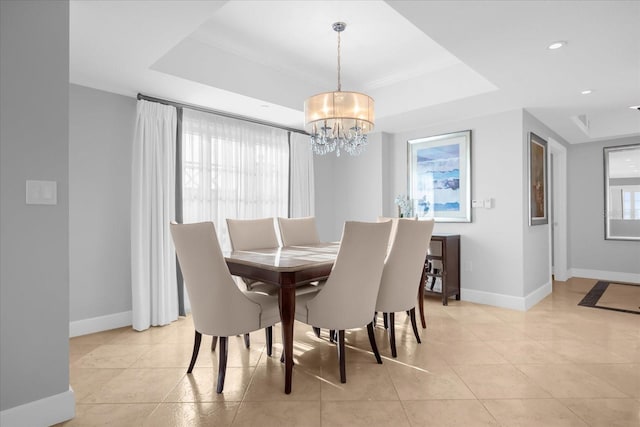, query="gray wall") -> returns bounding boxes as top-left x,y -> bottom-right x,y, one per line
568,135 -> 640,275
390,110 -> 528,300
0,0 -> 70,414
315,132 -> 386,241
69,84 -> 136,323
